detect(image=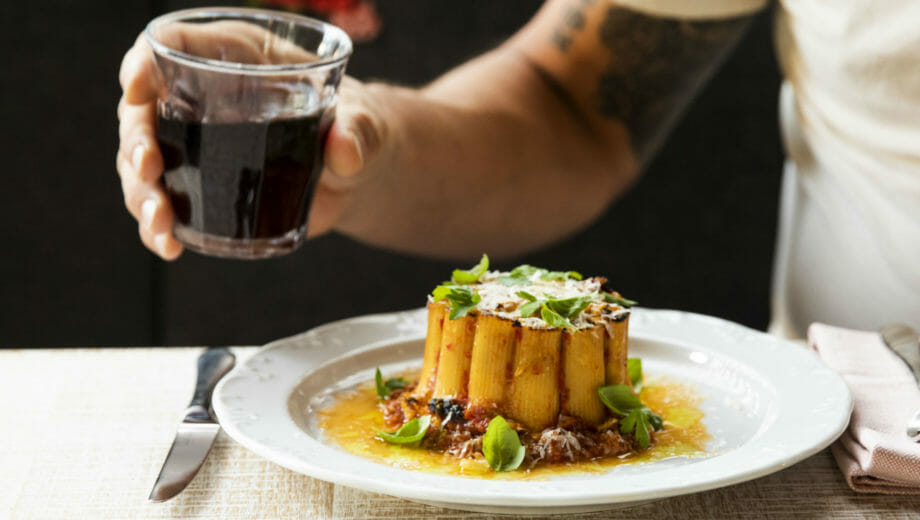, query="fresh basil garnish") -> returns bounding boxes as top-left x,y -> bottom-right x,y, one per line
482,416 -> 525,471
430,284 -> 454,302
376,415 -> 431,445
603,292 -> 637,308
431,284 -> 482,320
515,290 -> 538,302
518,299 -> 544,318
516,294 -> 593,330
510,265 -> 539,277
541,305 -> 575,331
515,291 -> 544,318
375,368 -> 410,399
498,264 -> 538,286
544,295 -> 593,320
621,409 -> 660,450
627,358 -> 643,393
452,254 -> 489,284
499,264 -> 582,285
539,270 -> 583,281
597,384 -> 663,449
